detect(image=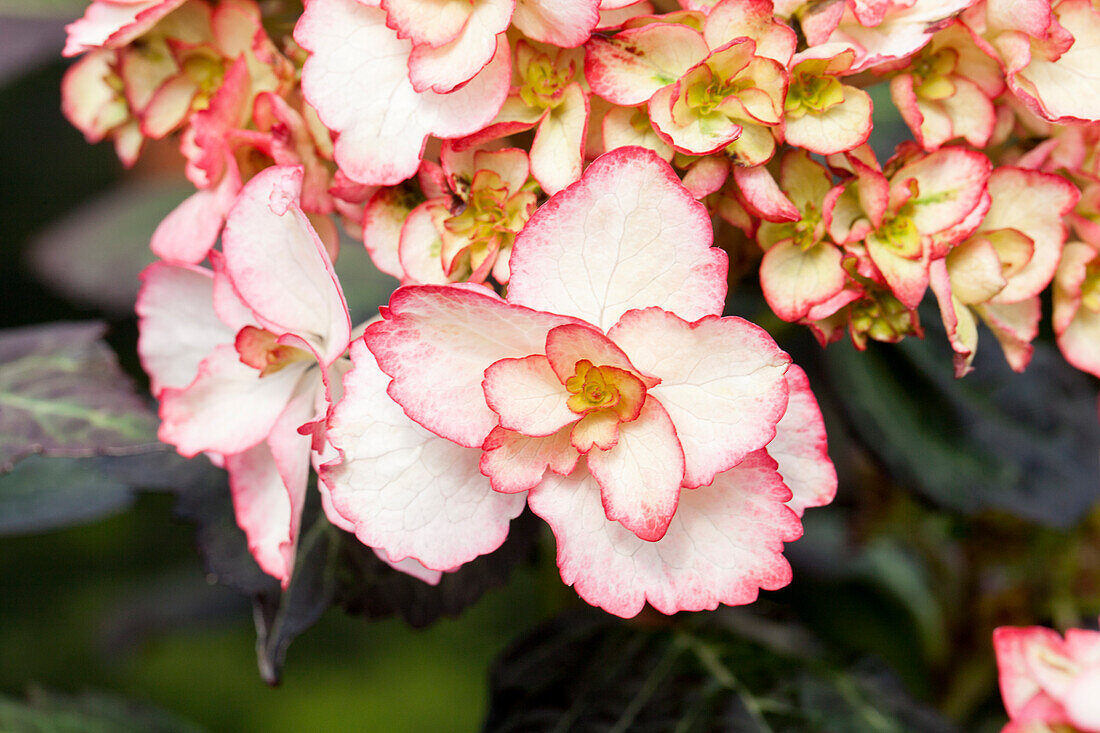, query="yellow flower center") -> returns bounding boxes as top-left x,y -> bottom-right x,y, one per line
564,360 -> 646,420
